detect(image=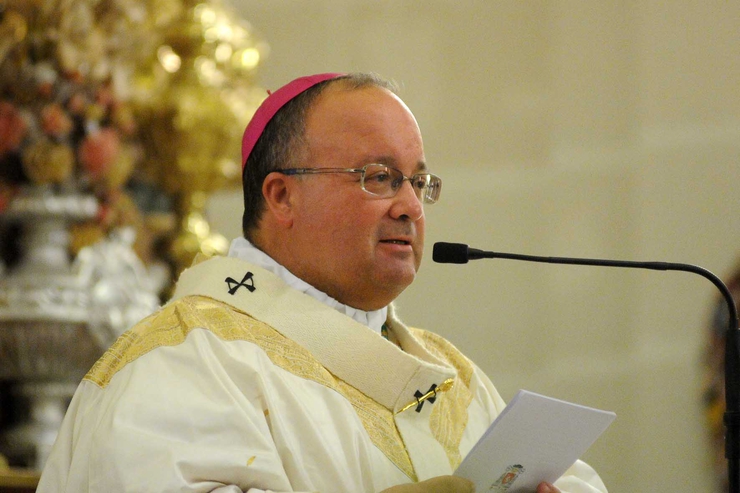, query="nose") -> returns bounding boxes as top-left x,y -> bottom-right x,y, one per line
389,179 -> 424,221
